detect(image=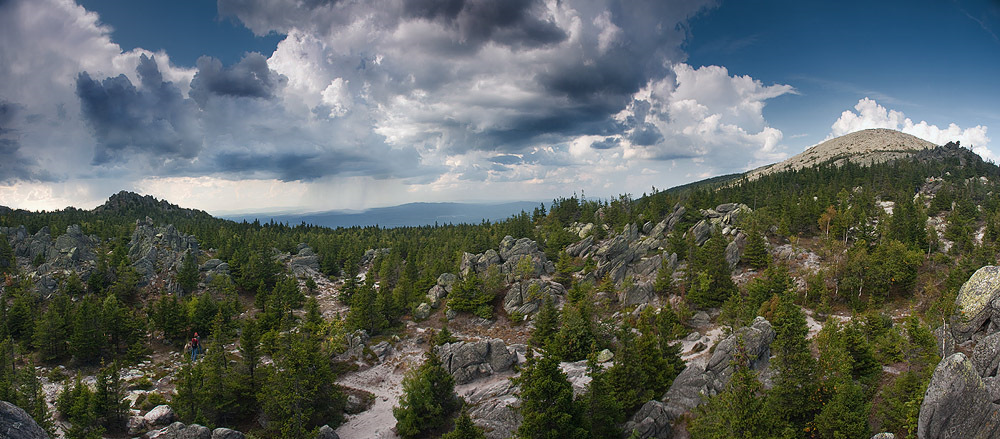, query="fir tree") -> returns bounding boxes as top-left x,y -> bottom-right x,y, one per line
742,231 -> 769,270
764,293 -> 819,435
688,340 -> 766,439
70,295 -> 104,364
514,351 -> 587,439
552,301 -> 594,362
93,361 -> 128,433
393,349 -> 460,438
0,234 -> 14,275
34,294 -> 71,362
579,356 -> 623,439
528,296 -> 559,350
441,406 -> 486,439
